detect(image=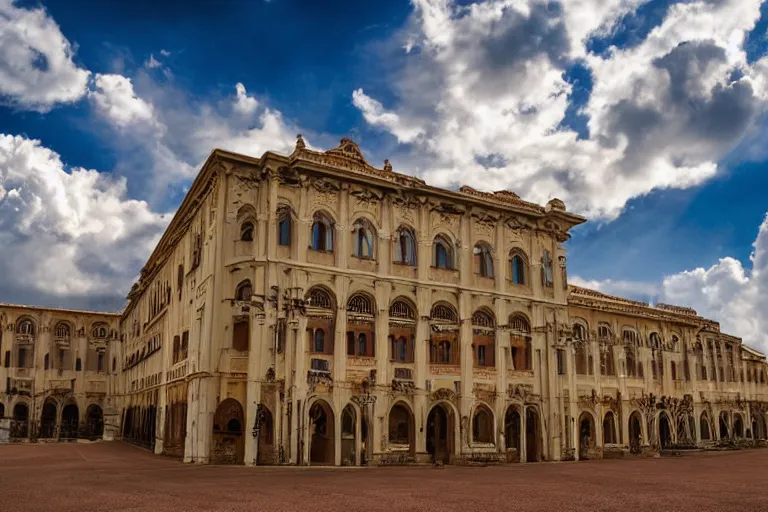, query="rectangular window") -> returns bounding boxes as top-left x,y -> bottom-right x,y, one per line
347,332 -> 355,356
97,353 -> 104,373
232,320 -> 249,351
278,218 -> 291,246
556,349 -> 566,375
17,348 -> 27,368
4,350 -> 10,368
181,331 -> 189,360
478,345 -> 486,366
310,358 -> 330,372
394,368 -> 413,380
